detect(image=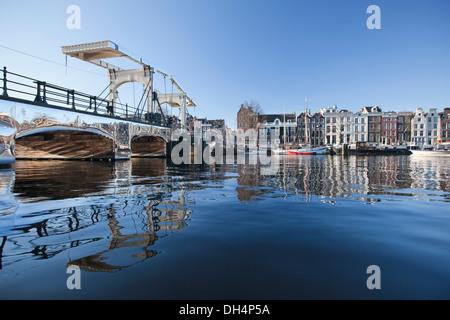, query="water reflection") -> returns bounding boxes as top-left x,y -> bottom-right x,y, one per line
0,169 -> 16,217
67,199 -> 192,273
236,155 -> 449,203
0,155 -> 448,277
0,159 -> 192,273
